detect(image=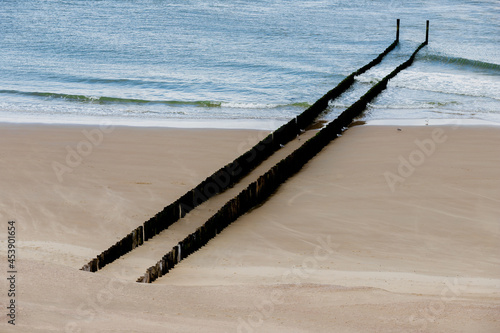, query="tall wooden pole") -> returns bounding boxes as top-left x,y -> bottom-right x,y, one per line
425,20 -> 429,44
396,19 -> 400,42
